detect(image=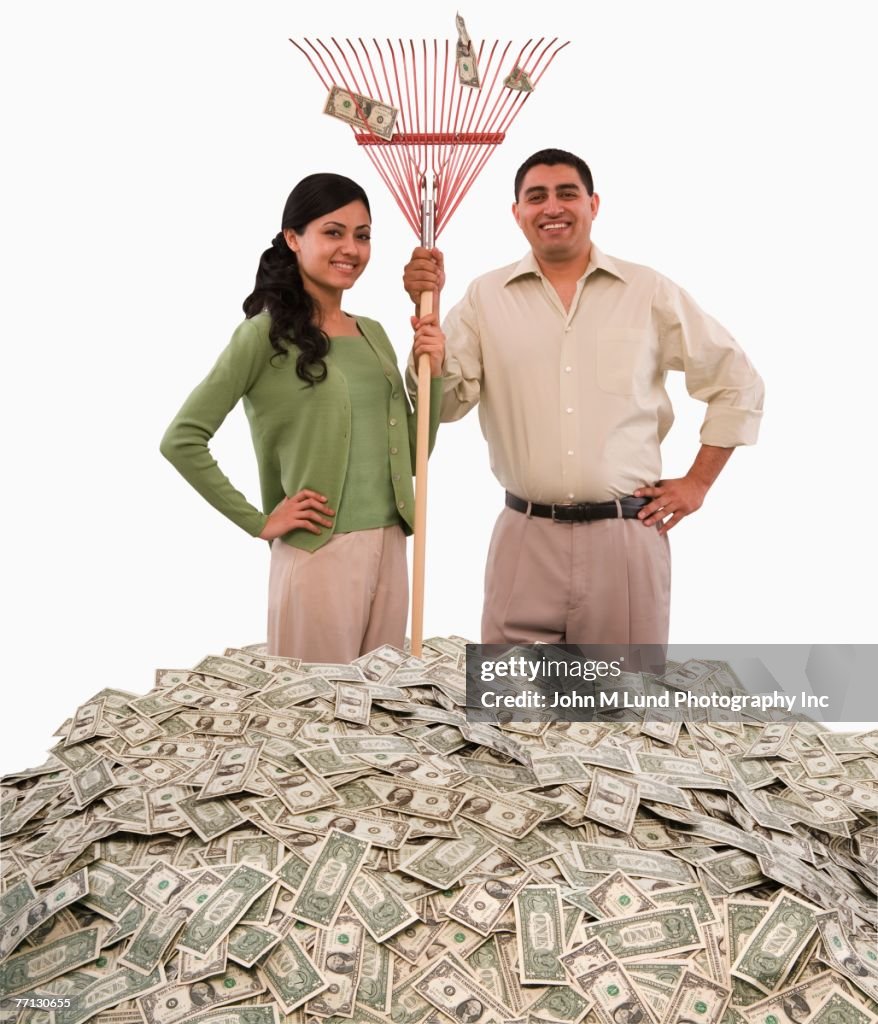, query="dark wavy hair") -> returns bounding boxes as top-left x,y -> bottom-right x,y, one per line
243,173 -> 371,385
514,148 -> 594,200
